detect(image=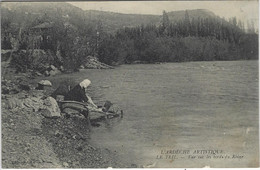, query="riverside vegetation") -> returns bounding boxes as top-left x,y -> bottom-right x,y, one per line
1,2 -> 258,74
